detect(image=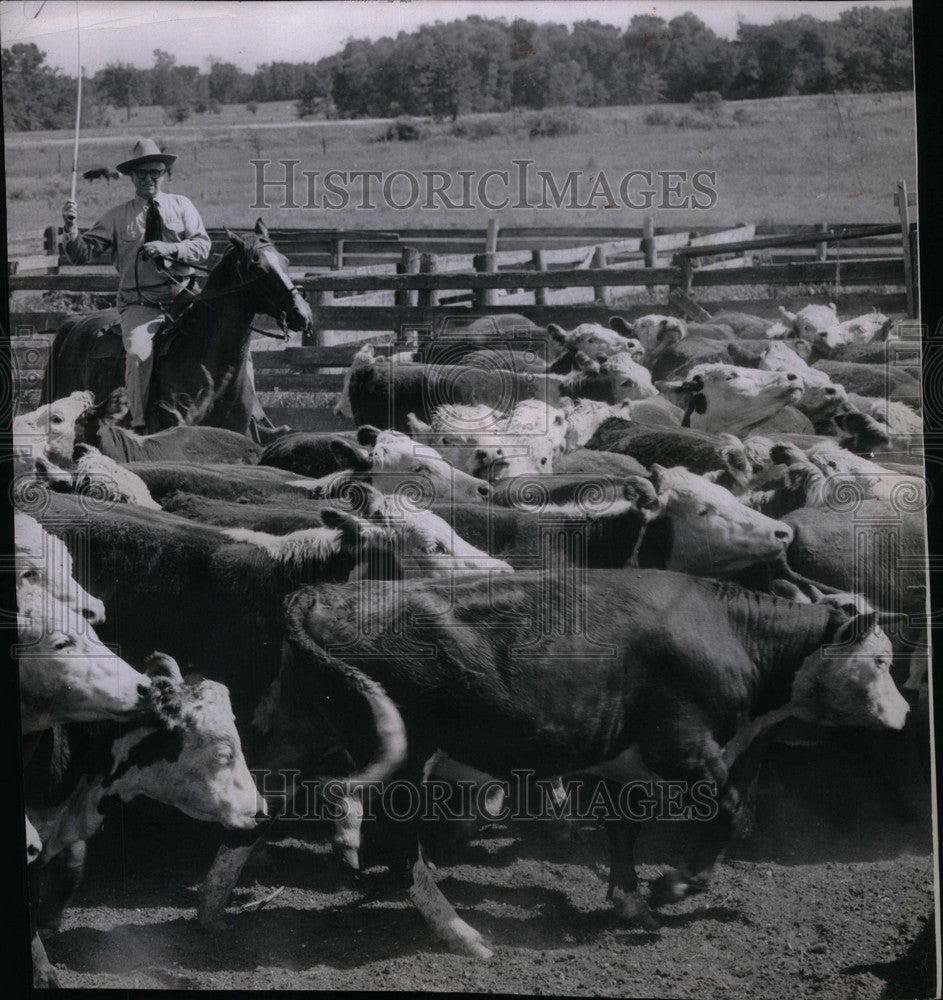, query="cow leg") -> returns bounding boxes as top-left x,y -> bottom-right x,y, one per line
199,697 -> 331,930
408,843 -> 494,959
28,861 -> 59,988
649,732 -> 769,909
36,841 -> 87,936
605,815 -> 658,930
